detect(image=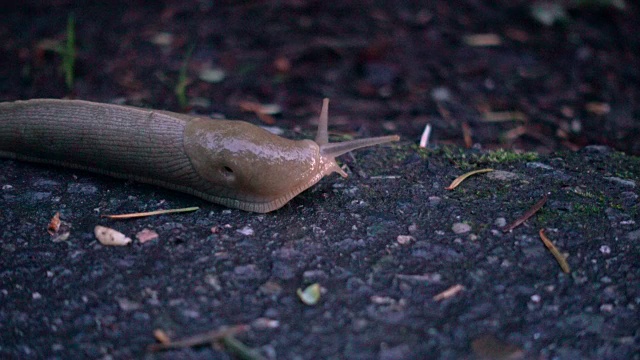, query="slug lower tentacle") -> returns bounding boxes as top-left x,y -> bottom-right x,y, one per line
0,98 -> 399,213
